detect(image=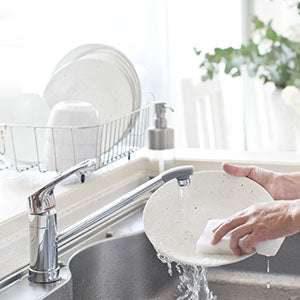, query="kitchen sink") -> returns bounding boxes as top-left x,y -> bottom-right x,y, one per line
64,204 -> 300,300
3,205 -> 300,300
3,154 -> 300,300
